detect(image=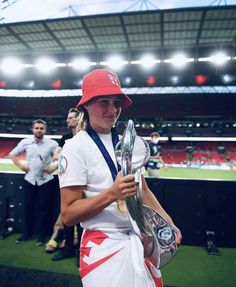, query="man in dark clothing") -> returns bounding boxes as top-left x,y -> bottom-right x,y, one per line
146,132 -> 166,178
45,108 -> 83,266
